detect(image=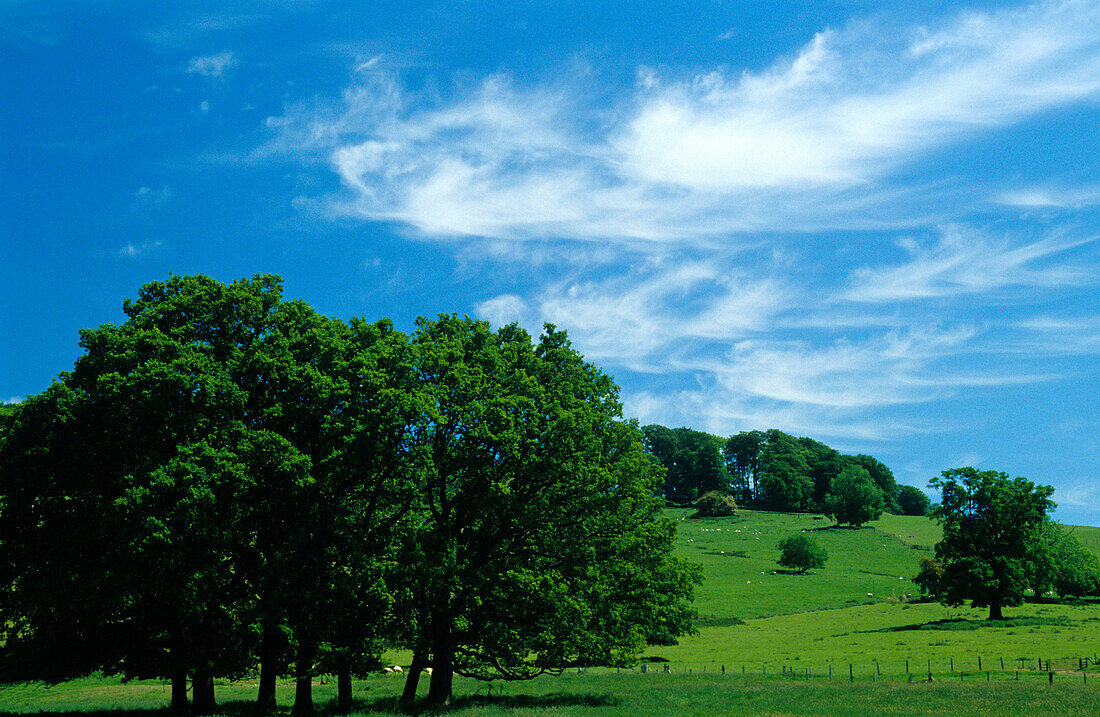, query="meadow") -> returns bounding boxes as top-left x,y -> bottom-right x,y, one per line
3,508 -> 1099,715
